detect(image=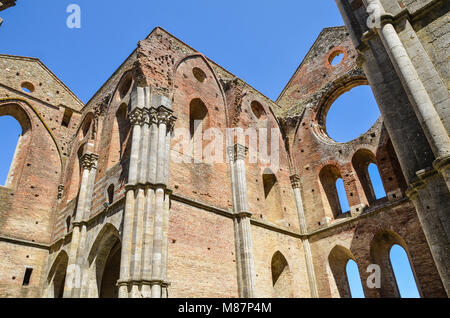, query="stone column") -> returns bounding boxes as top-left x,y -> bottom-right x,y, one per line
361,0 -> 450,296
64,151 -> 99,298
228,144 -> 257,298
406,169 -> 450,295
364,0 -> 450,166
290,174 -> 318,298
118,86 -> 176,298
